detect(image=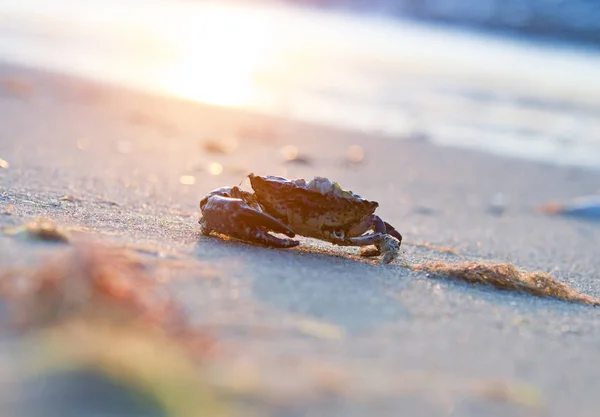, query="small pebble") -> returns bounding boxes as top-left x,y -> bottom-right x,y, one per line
414,206 -> 436,216
0,158 -> 9,169
280,145 -> 312,165
488,192 -> 507,216
59,195 -> 82,202
280,145 -> 299,161
203,138 -> 238,154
